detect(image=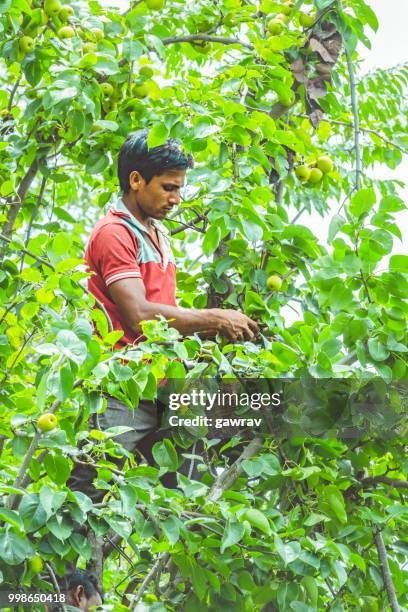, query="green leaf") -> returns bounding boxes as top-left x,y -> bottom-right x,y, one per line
106,515 -> 132,540
367,338 -> 390,362
389,255 -> 408,273
0,530 -> 34,565
0,508 -> 24,532
162,516 -> 180,546
152,439 -> 179,471
349,188 -> 376,217
328,214 -> 346,243
244,508 -> 271,535
274,536 -> 301,565
47,515 -> 73,541
55,330 -> 87,366
147,124 -> 169,148
44,454 -> 71,485
119,484 -> 138,516
221,521 -> 245,553
322,485 -> 347,524
19,494 -> 47,532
